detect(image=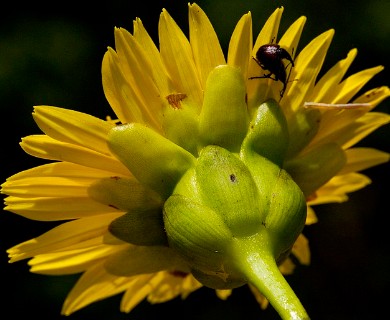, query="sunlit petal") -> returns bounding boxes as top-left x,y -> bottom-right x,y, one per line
308,173 -> 372,205
4,196 -> 121,221
62,262 -> 140,315
7,212 -> 123,261
312,49 -> 358,102
33,106 -> 115,155
340,147 -> 389,174
102,49 -> 146,124
120,274 -> 156,312
20,135 -> 129,175
159,9 -> 203,108
285,29 -> 334,114
114,28 -> 163,130
29,241 -> 126,275
227,12 -> 252,81
189,3 -> 225,87
133,18 -> 175,97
